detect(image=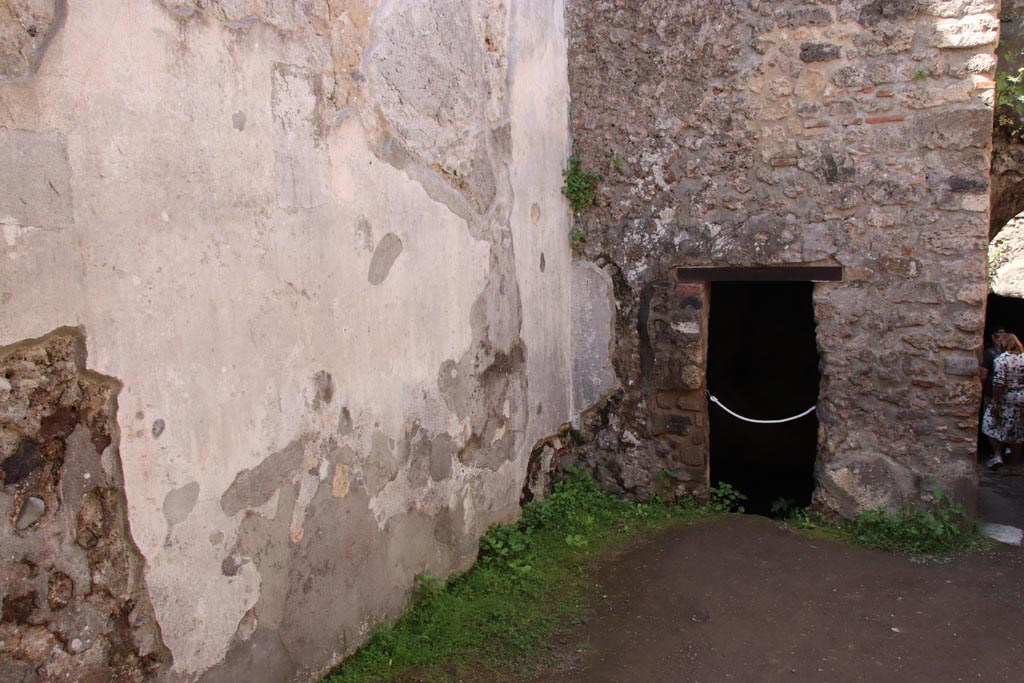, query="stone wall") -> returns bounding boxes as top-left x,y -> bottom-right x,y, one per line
1,329 -> 171,682
0,1 -> 571,681
565,0 -> 998,516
